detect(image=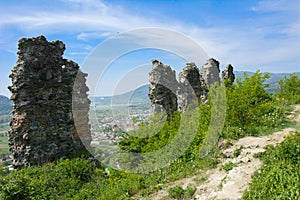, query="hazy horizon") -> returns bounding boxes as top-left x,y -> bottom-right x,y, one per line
1,0 -> 299,96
